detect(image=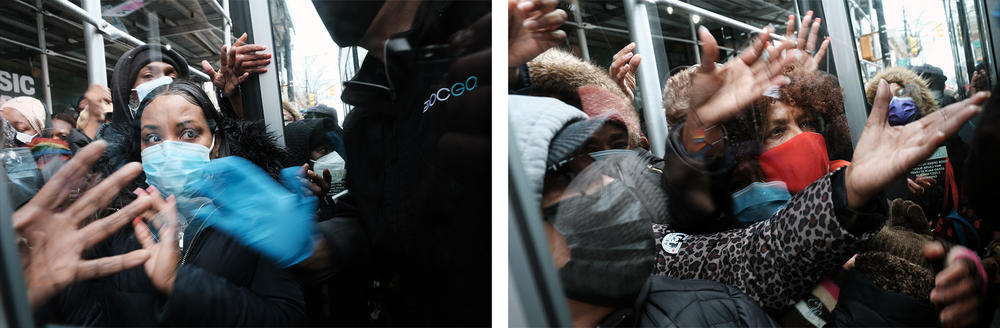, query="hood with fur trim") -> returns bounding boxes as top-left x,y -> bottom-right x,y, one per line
527,49 -> 644,146
527,48 -> 628,105
865,66 -> 939,117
